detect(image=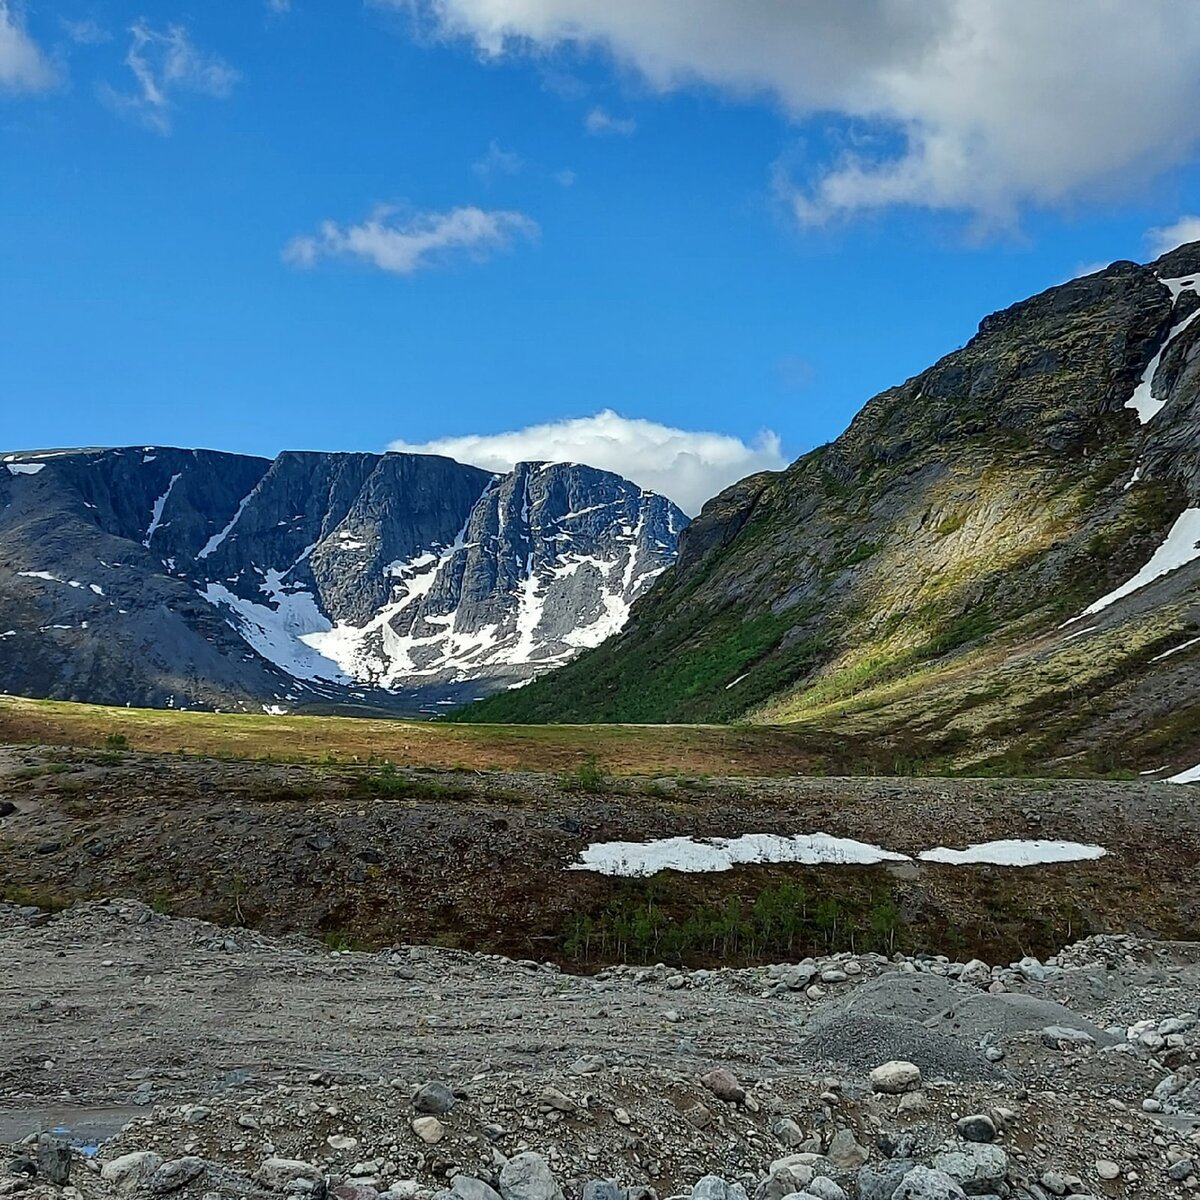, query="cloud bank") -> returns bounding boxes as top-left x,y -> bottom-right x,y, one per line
0,1 -> 55,92
395,0 -> 1200,227
285,205 -> 539,275
390,409 -> 786,514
